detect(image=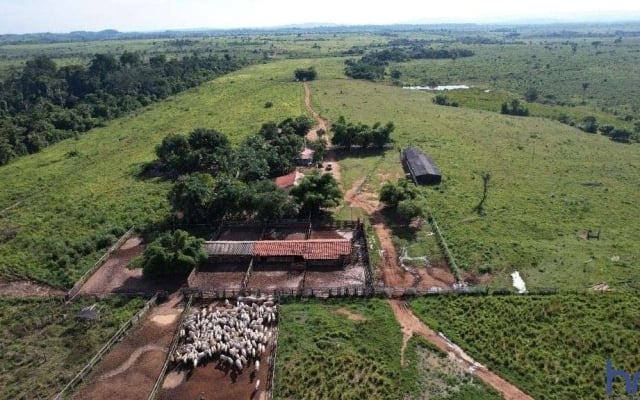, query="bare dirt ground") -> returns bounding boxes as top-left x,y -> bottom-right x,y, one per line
248,266 -> 304,289
73,295 -> 184,400
303,265 -> 366,288
78,236 -> 181,295
0,278 -> 65,297
336,307 -> 367,321
191,268 -> 245,291
389,300 -> 535,400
